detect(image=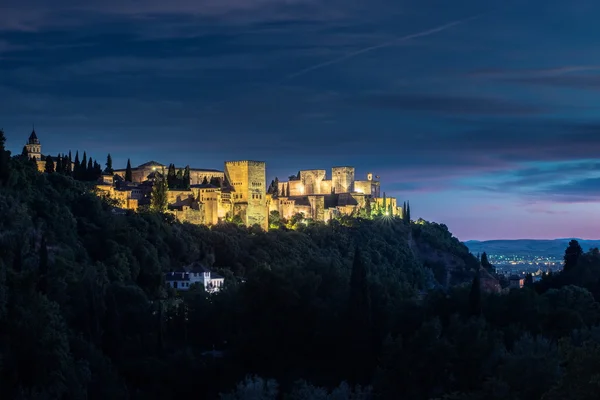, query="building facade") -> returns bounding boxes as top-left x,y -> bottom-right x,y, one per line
23,130 -> 403,230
